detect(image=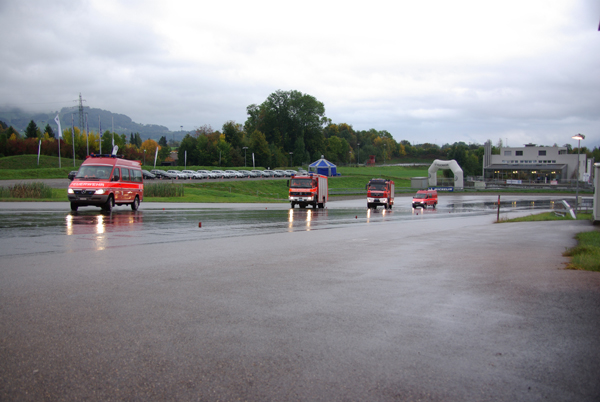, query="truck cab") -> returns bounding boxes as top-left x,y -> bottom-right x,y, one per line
412,189 -> 438,209
367,179 -> 394,209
